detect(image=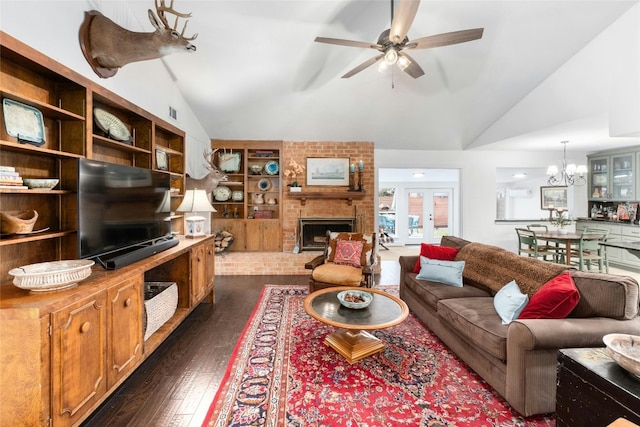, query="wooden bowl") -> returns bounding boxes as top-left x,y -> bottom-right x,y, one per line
603,333 -> 640,379
0,210 -> 38,234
